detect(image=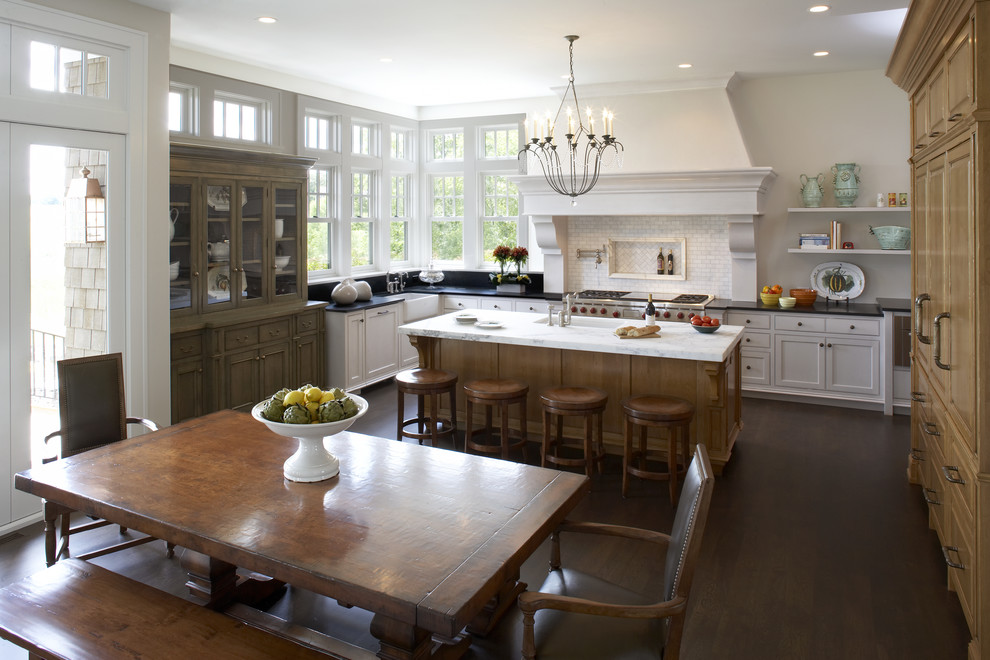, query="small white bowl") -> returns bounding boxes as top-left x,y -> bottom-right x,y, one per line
169,261 -> 179,281
275,255 -> 291,270
455,313 -> 478,324
779,297 -> 797,309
